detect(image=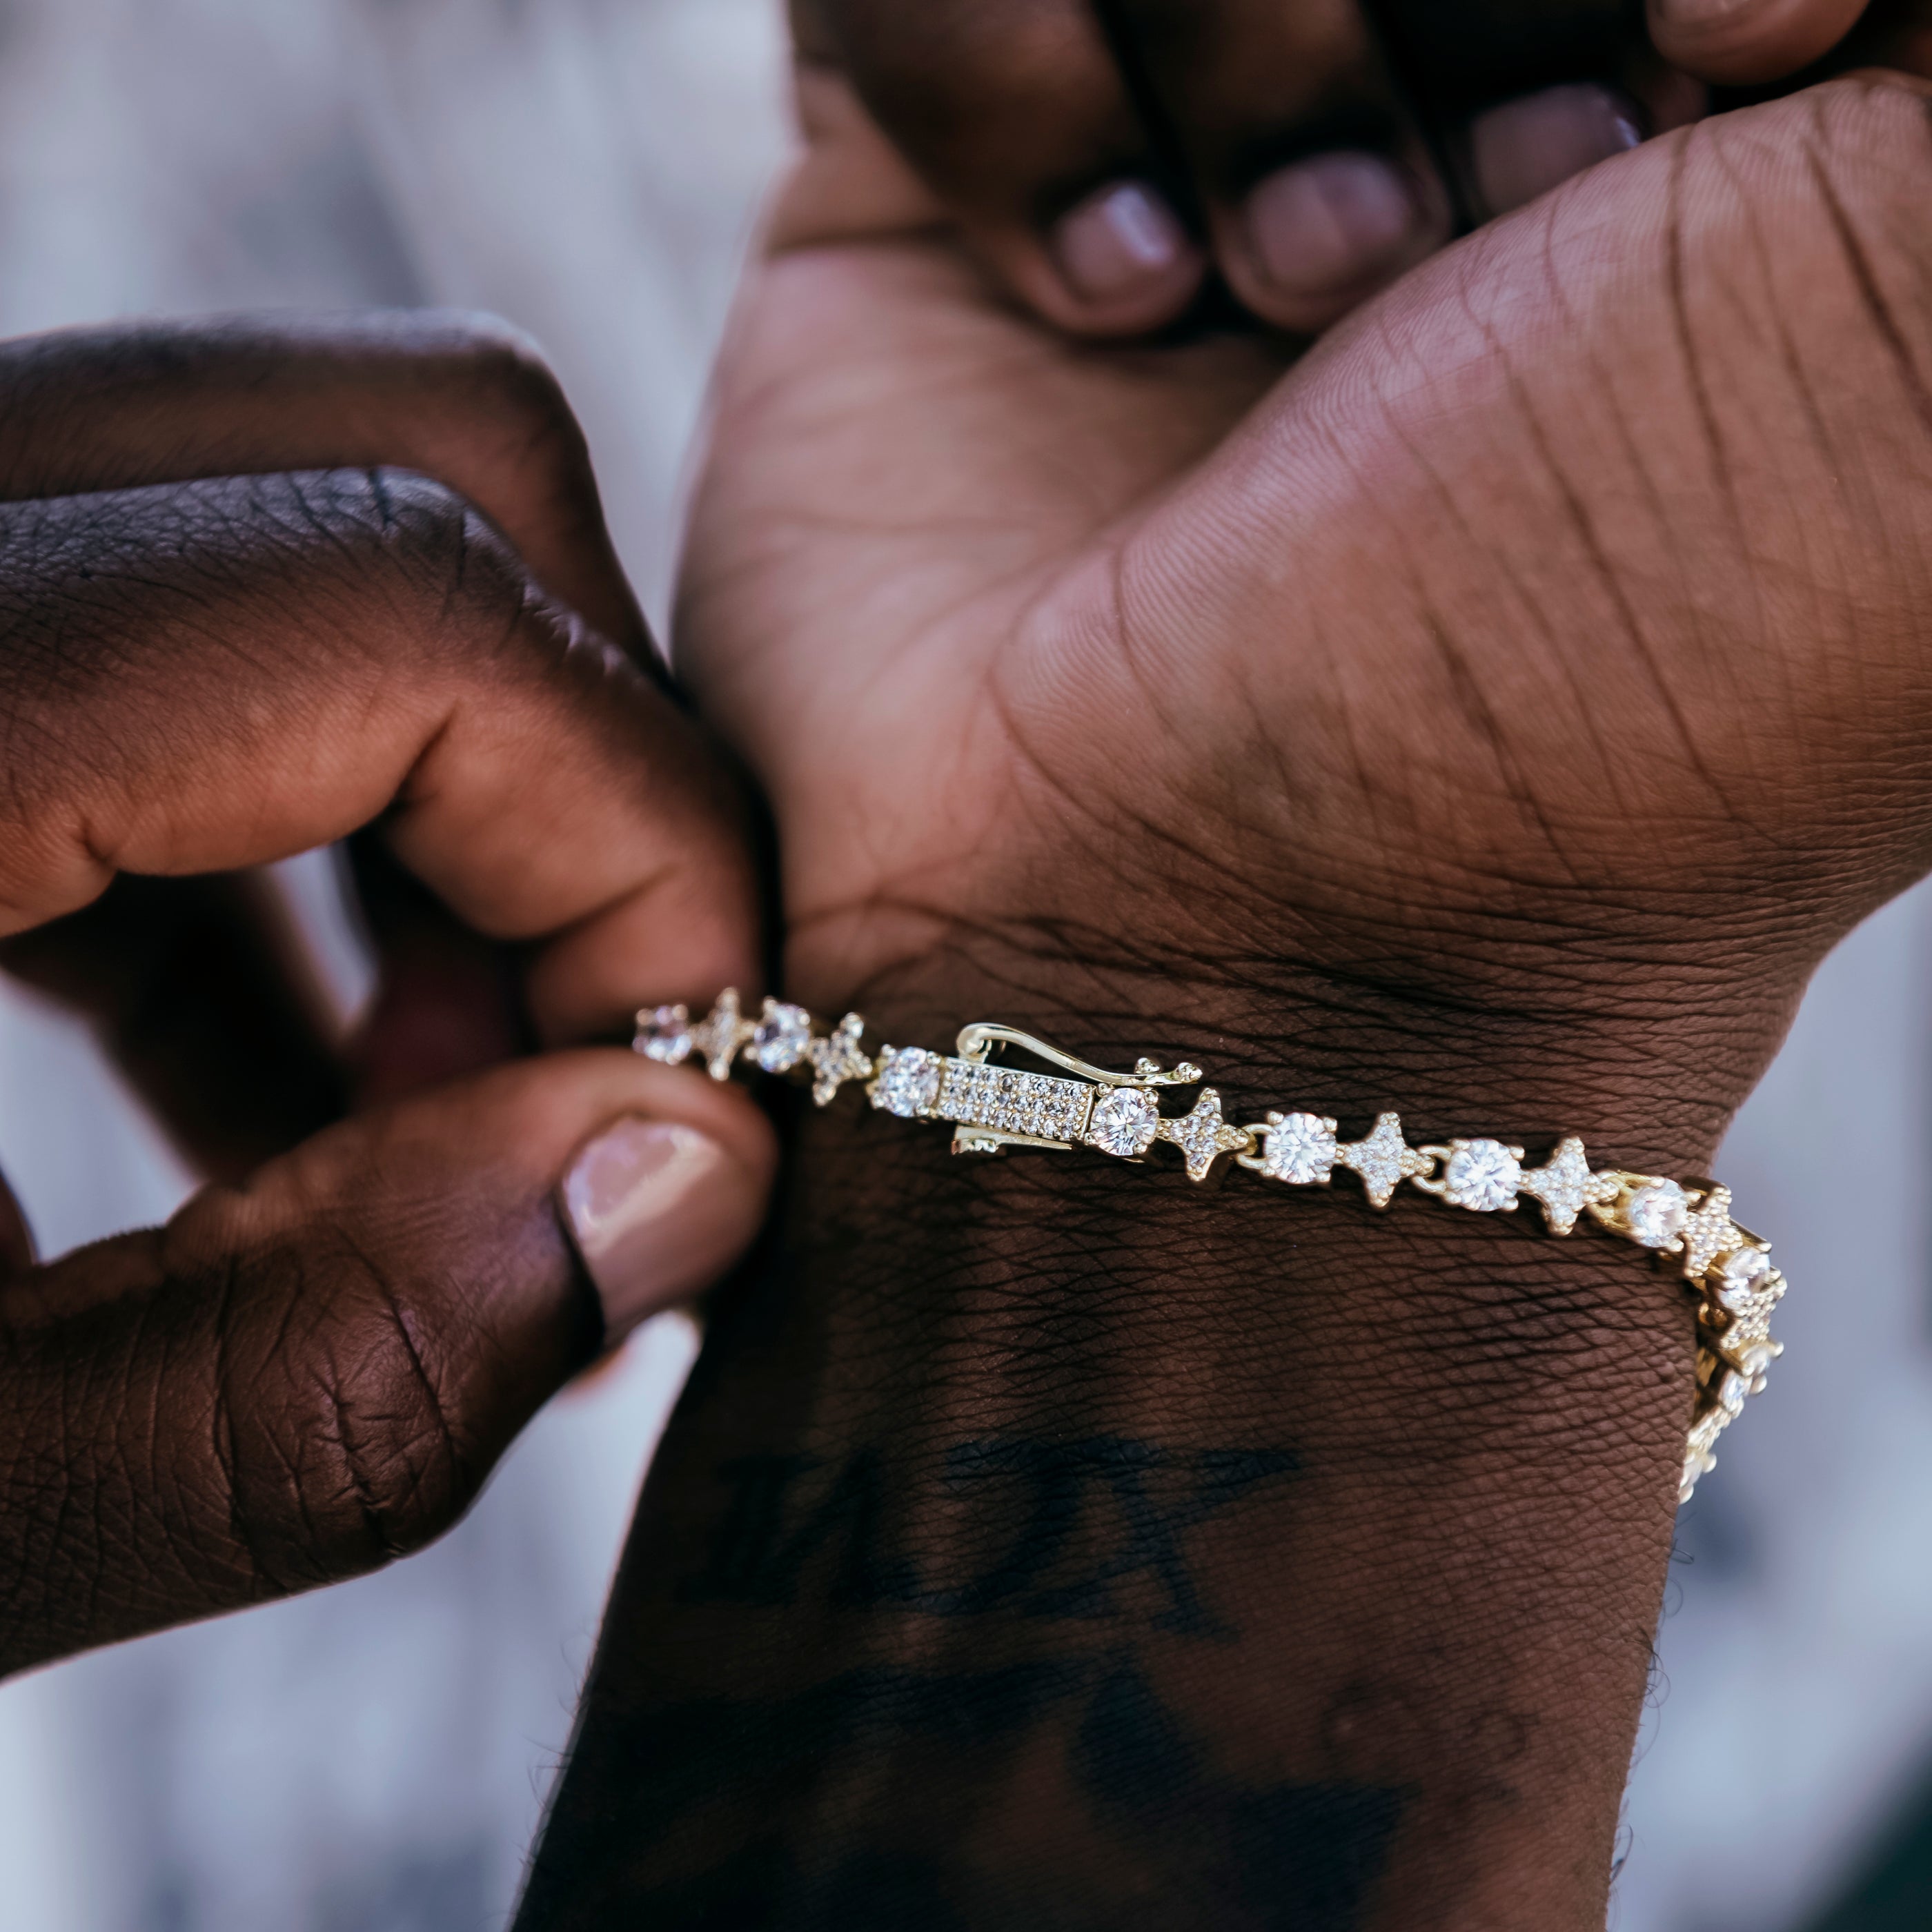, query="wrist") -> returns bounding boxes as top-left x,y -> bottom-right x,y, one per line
538,943 -> 1720,1929
797,920 -> 1751,1179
